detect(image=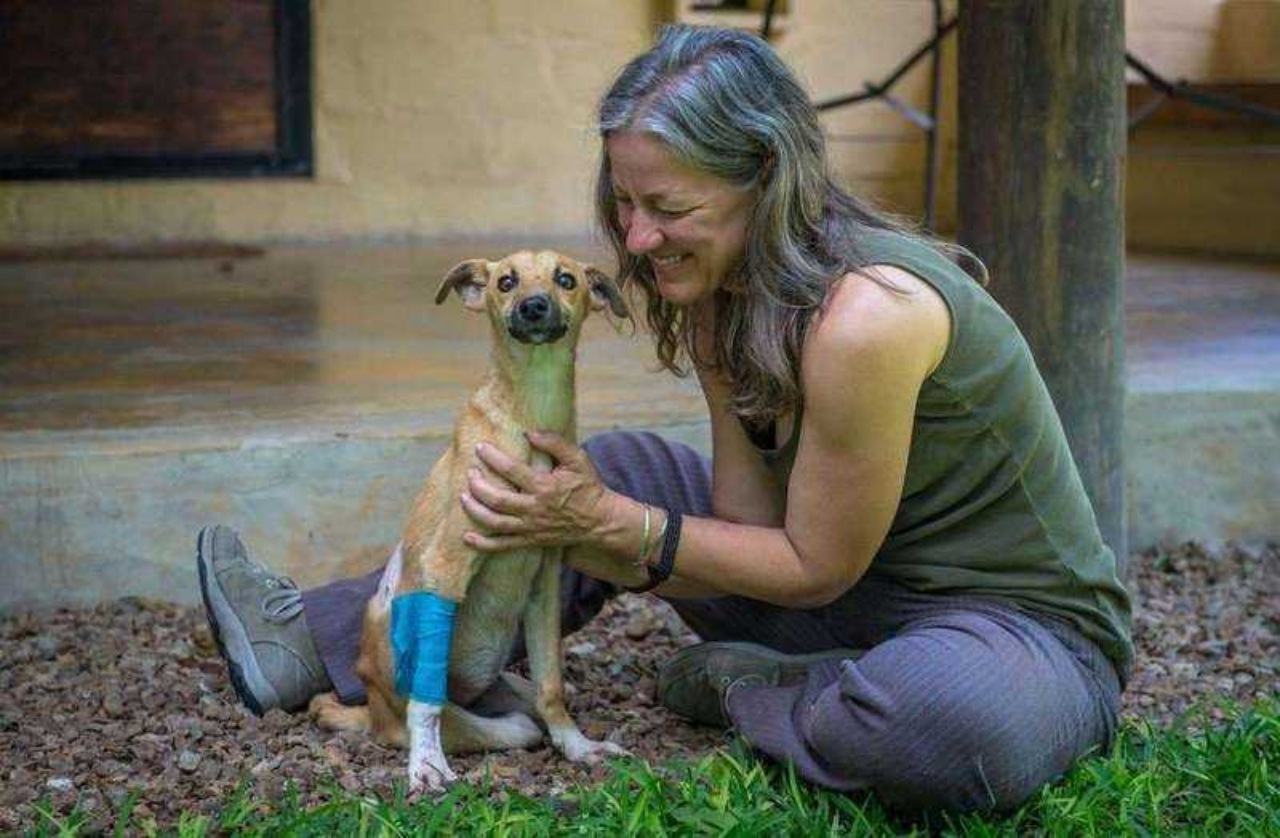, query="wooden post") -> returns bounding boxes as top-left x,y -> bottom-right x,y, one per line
956,2 -> 1128,566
